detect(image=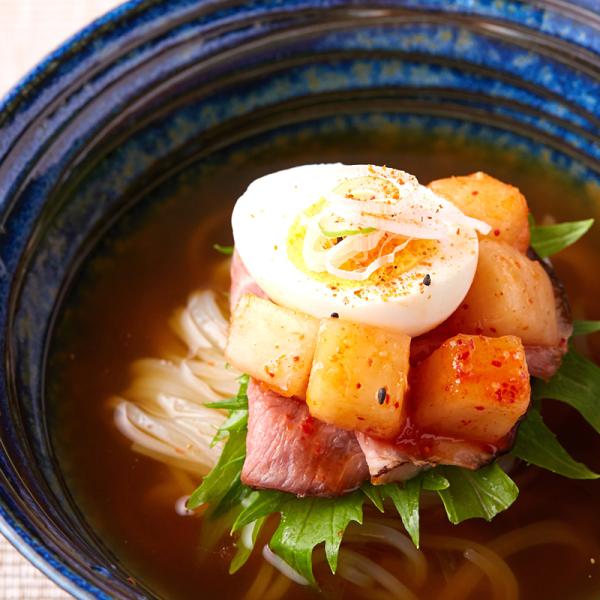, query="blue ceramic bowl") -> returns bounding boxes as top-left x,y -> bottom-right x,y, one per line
1,1 -> 599,597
